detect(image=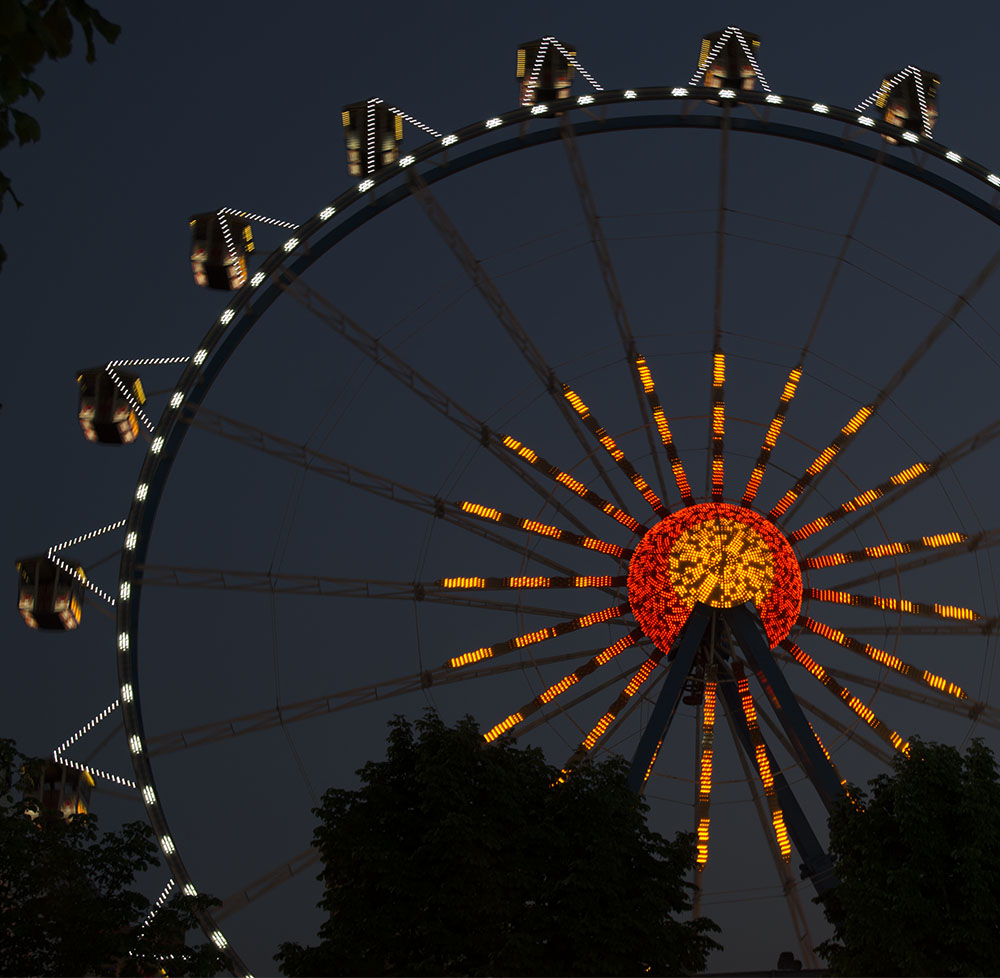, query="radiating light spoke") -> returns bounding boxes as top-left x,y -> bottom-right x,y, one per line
805,587 -> 981,622
743,365 -> 803,506
634,354 -> 694,505
711,351 -> 725,501
562,385 -> 669,517
804,532 -> 968,569
696,670 -> 717,869
438,575 -> 628,590
797,615 -> 967,699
